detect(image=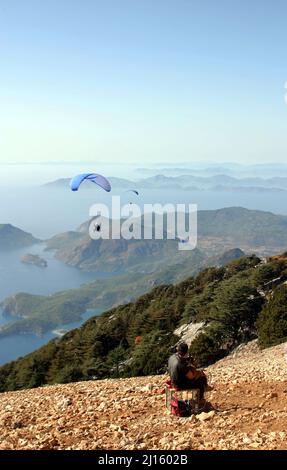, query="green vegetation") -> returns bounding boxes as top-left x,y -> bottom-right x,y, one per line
0,249 -> 219,337
257,285 -> 287,347
46,231 -> 202,273
1,253 -> 287,392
